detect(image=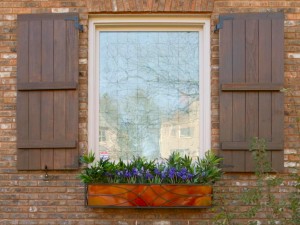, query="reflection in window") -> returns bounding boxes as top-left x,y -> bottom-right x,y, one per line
99,32 -> 200,160
170,127 -> 177,137
170,149 -> 190,156
99,128 -> 107,142
180,127 -> 193,138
